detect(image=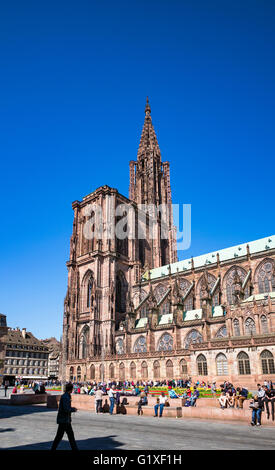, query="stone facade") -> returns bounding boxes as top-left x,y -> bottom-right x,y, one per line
41,337 -> 62,379
3,327 -> 49,382
63,100 -> 275,388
